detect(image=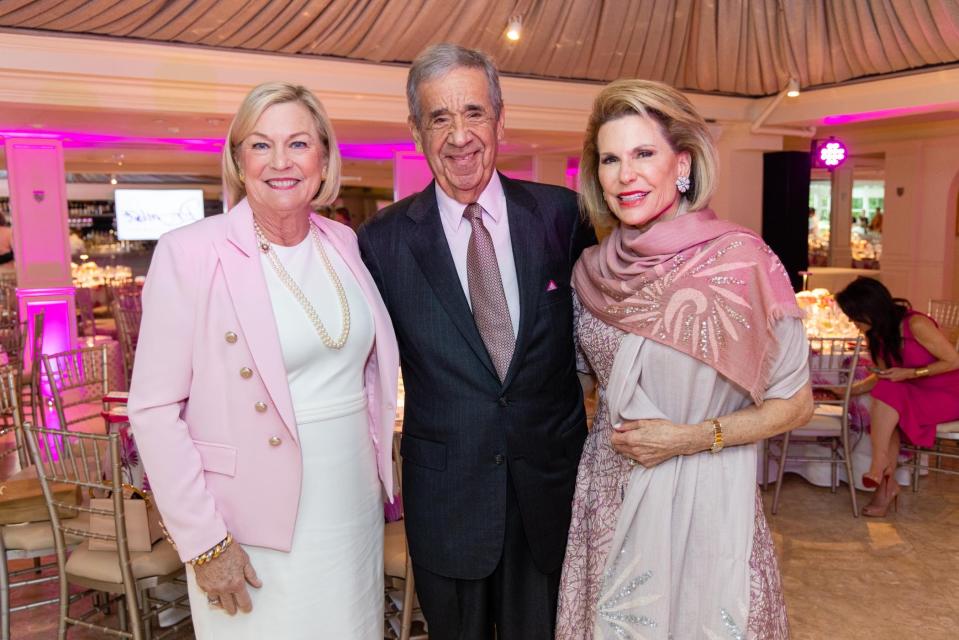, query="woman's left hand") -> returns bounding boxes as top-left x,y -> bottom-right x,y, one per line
610,419 -> 702,468
875,367 -> 914,382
